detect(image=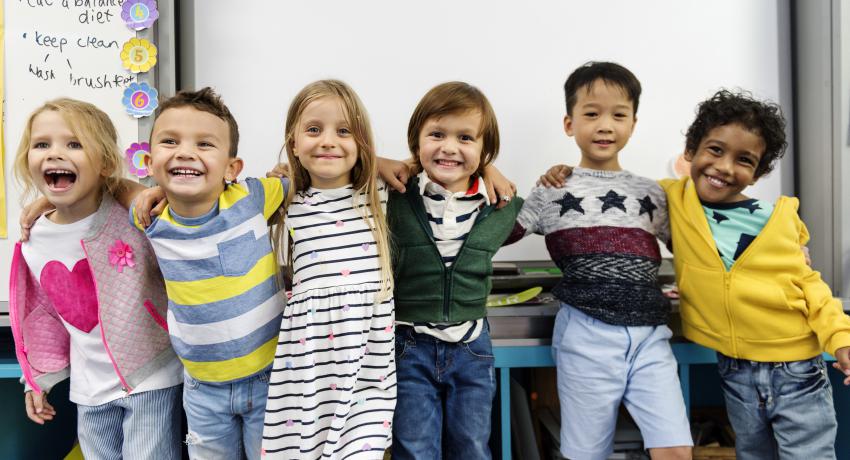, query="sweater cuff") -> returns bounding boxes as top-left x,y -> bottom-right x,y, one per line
825,331 -> 850,357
